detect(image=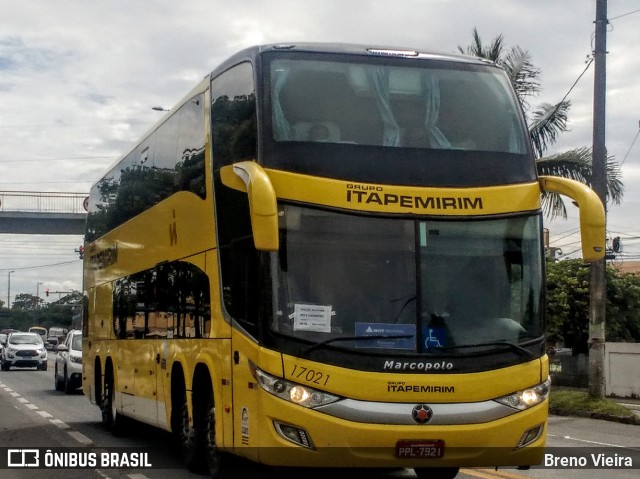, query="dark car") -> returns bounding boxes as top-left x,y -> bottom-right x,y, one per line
46,336 -> 59,350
